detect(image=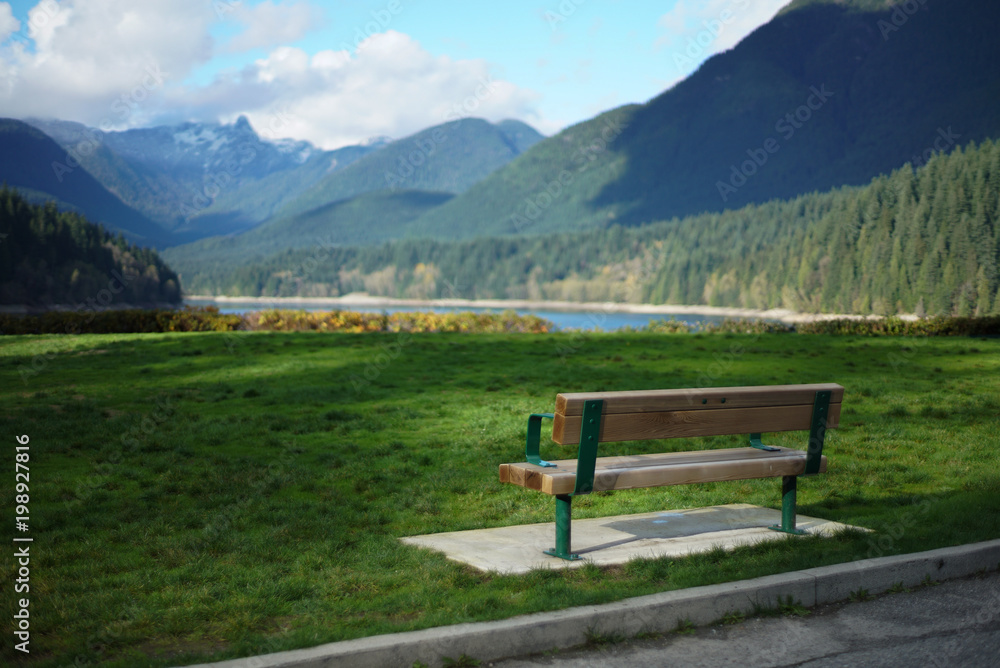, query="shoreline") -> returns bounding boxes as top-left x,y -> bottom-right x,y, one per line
185,294 -> 915,324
